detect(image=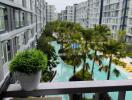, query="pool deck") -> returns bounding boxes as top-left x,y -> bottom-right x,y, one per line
116,57 -> 132,79
121,57 -> 132,65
